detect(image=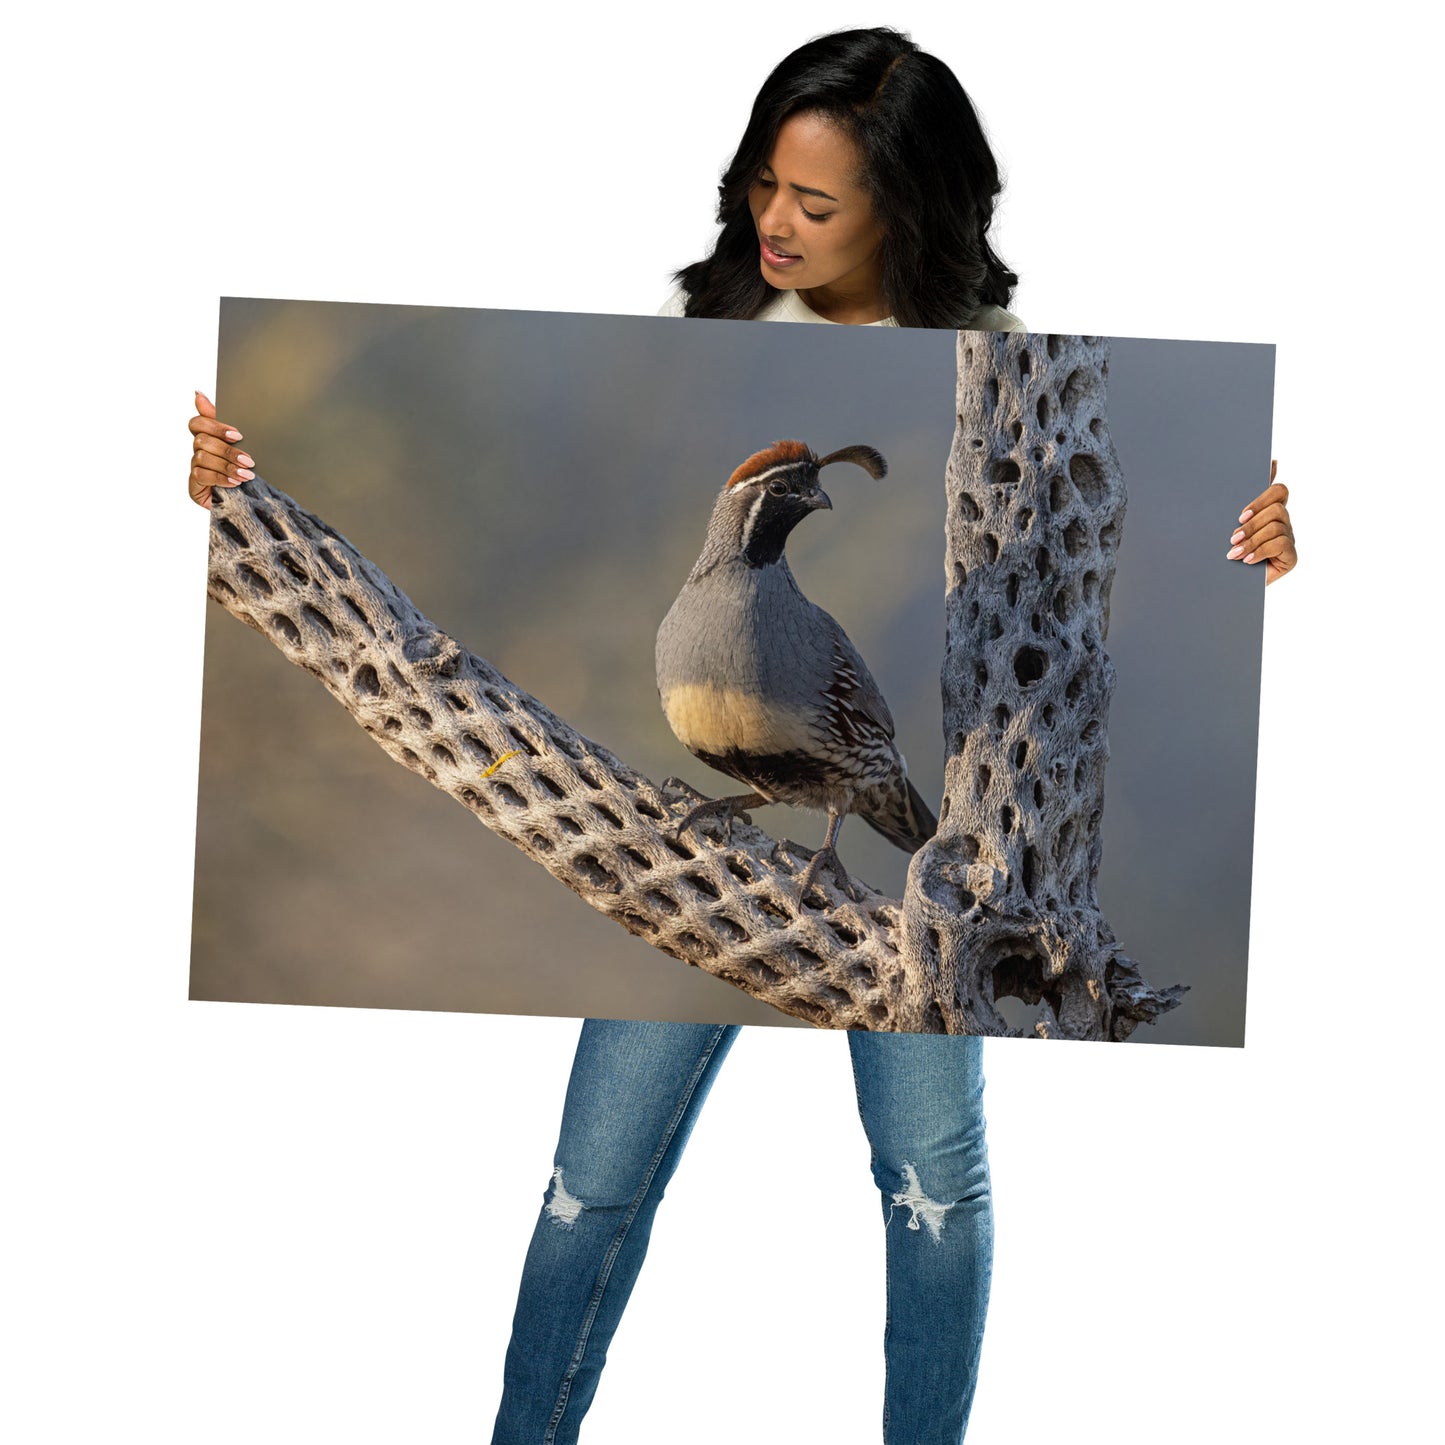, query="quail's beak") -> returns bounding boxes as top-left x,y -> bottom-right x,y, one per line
805,486 -> 832,512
